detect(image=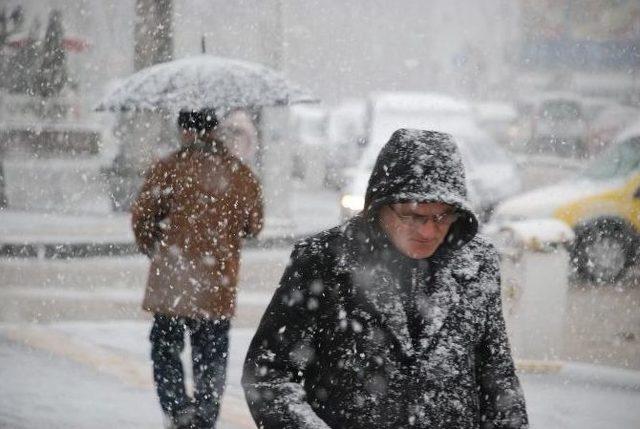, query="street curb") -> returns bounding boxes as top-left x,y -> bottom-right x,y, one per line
0,242 -> 139,258
0,234 -> 304,259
